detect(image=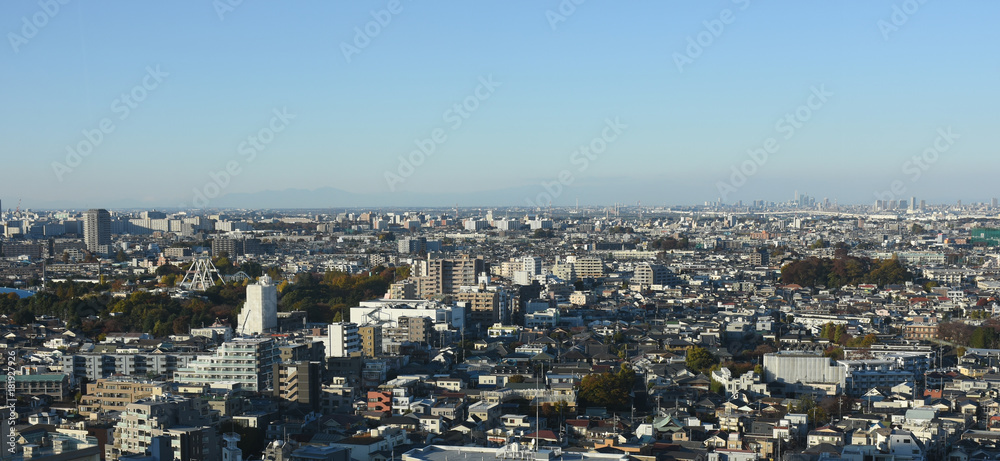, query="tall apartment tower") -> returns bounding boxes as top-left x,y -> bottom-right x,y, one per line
83,208 -> 111,253
422,254 -> 485,297
241,275 -> 278,335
